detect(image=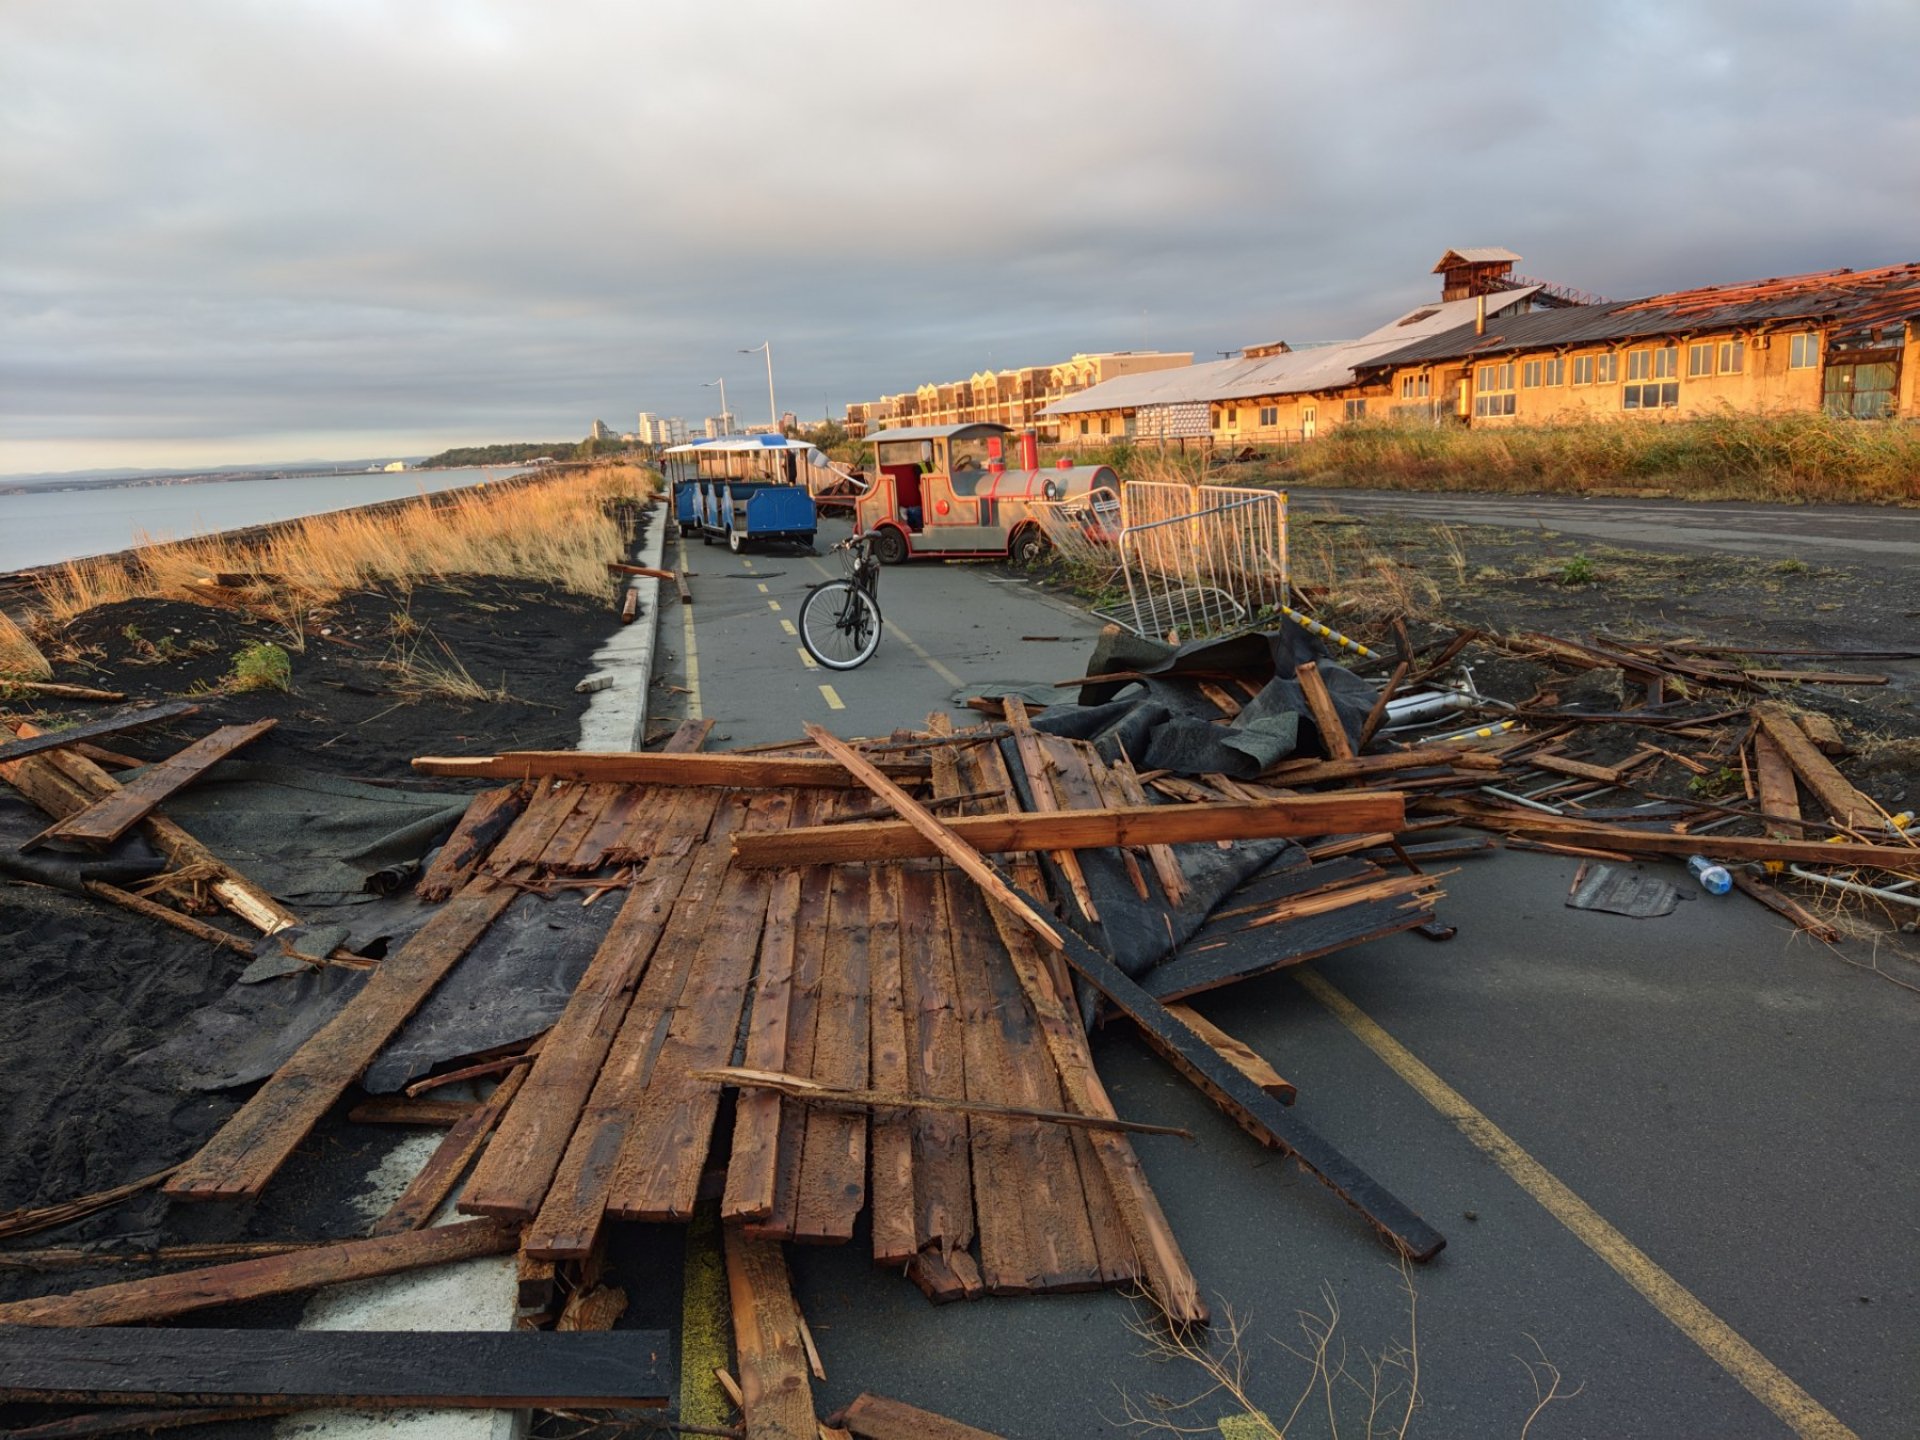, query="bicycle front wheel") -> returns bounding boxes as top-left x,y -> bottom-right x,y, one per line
799,580 -> 882,670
